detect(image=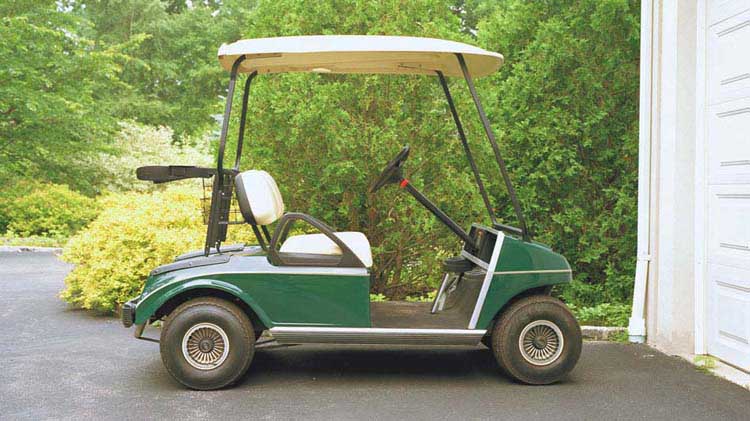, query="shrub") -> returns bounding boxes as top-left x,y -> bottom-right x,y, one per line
0,181 -> 34,232
240,0 -> 489,299
2,184 -> 99,238
477,0 -> 640,306
94,121 -> 213,192
369,293 -> 388,302
569,302 -> 631,327
61,185 -> 254,313
405,291 -> 437,302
